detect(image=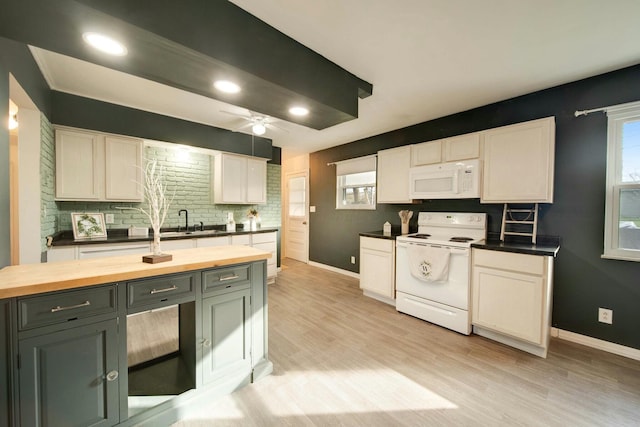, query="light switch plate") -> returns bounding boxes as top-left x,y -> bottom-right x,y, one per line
310,206 -> 316,213
105,214 -> 115,224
